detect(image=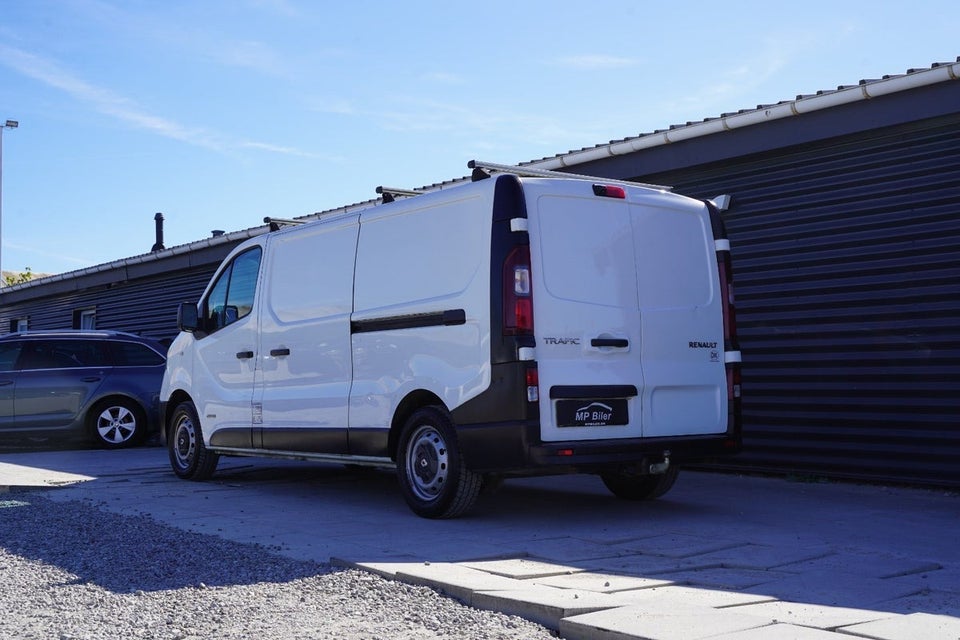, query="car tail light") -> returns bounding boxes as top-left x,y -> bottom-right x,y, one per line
503,245 -> 534,335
